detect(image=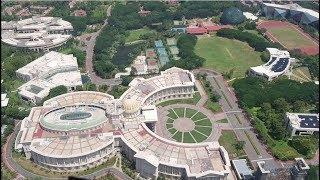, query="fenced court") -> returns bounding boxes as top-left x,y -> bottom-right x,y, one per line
257,20 -> 319,55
